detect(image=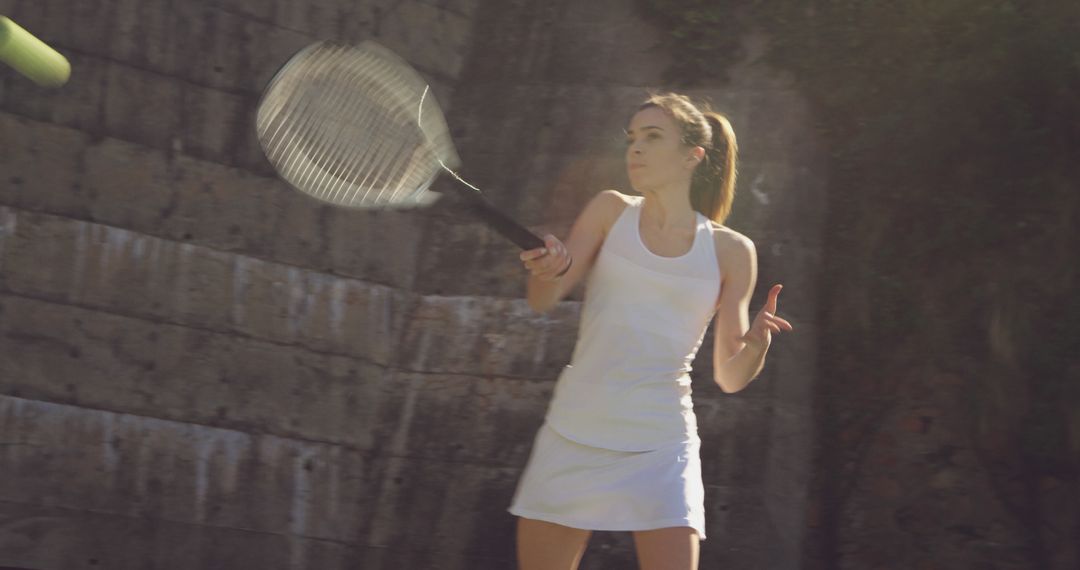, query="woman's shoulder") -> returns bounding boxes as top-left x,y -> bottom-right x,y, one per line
579,190 -> 635,232
707,221 -> 756,260
594,189 -> 639,207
